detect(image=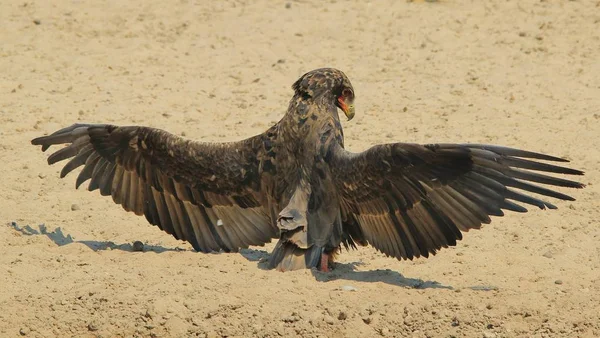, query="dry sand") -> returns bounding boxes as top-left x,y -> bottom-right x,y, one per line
1,0 -> 599,337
